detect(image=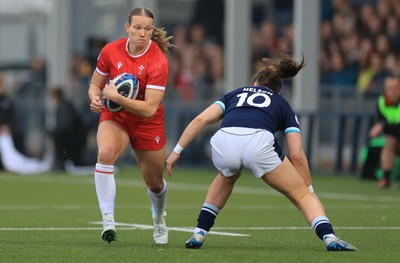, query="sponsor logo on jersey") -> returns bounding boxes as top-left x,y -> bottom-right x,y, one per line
117,62 -> 123,69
